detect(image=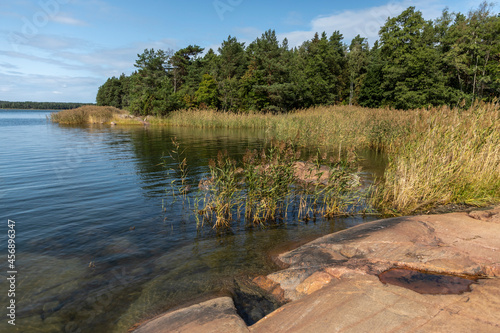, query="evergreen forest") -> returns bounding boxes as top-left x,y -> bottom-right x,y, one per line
96,4 -> 500,115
